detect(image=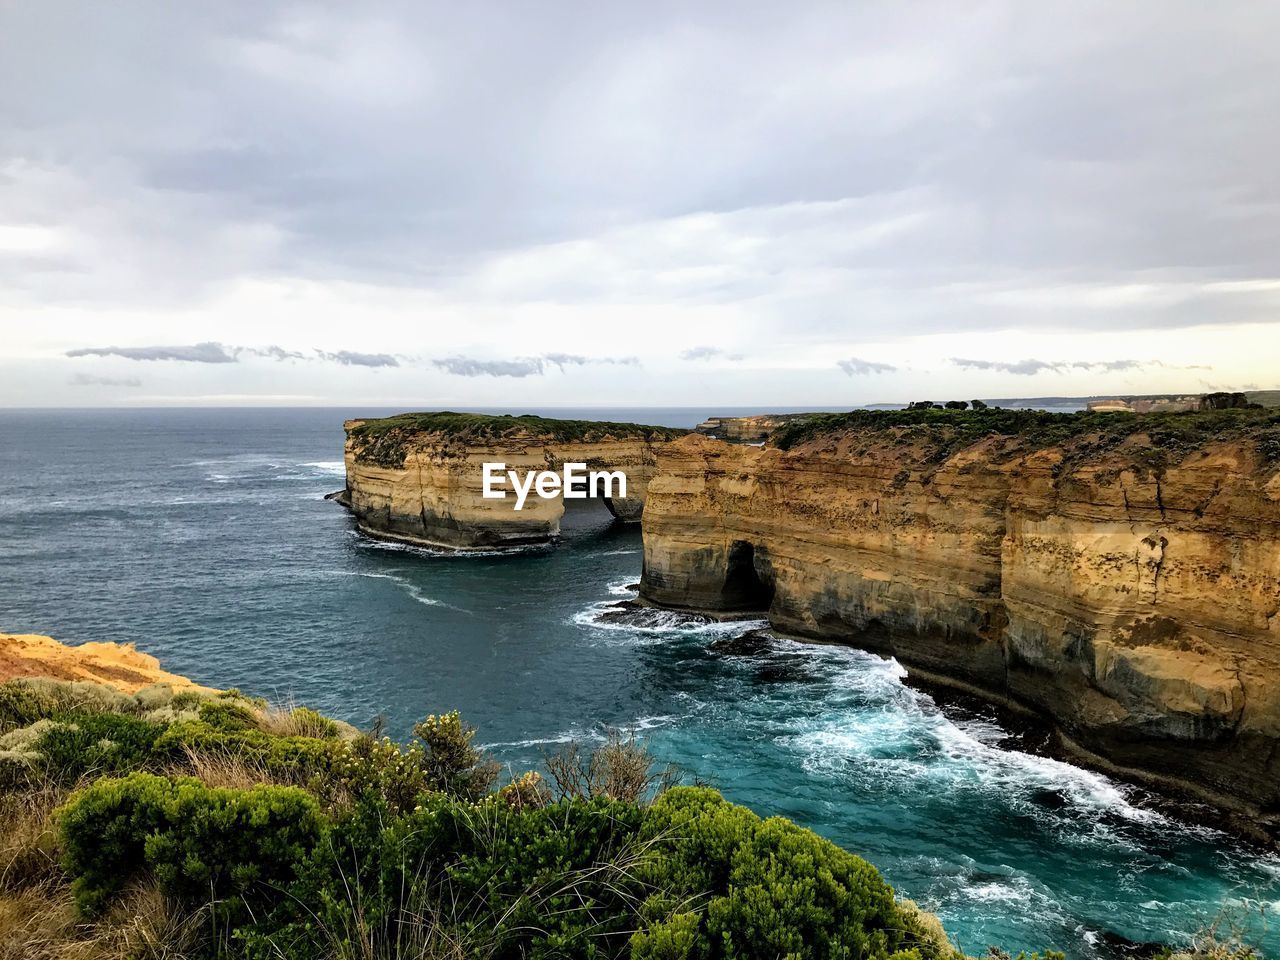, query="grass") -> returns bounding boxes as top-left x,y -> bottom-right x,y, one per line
769,406 -> 1280,472
346,412 -> 688,467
